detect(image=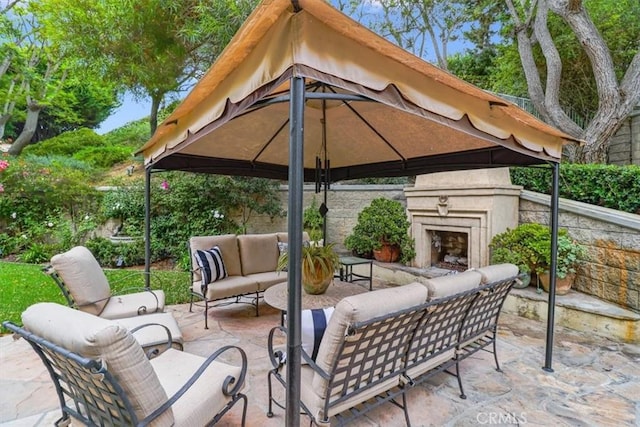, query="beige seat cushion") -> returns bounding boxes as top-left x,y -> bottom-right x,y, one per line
22,303 -> 173,426
50,246 -> 111,315
423,270 -> 483,300
192,275 -> 259,300
150,348 -> 244,427
99,289 -> 166,319
475,263 -> 519,284
238,233 -> 279,275
246,271 -> 287,291
115,312 -> 183,350
190,235 -> 242,278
